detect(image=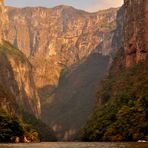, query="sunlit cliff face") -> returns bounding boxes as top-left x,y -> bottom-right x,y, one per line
4,6 -> 117,90
0,0 -> 8,43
